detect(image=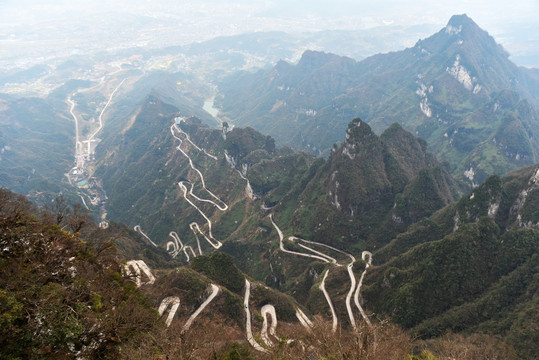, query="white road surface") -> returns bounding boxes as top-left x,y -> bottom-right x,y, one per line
243,279 -> 270,353
158,296 -> 181,327
171,124 -> 227,210
170,122 -> 230,256
123,260 -> 156,287
319,269 -> 338,333
173,119 -> 218,160
271,214 -> 373,331
260,304 -> 278,347
134,225 -> 158,247
270,215 -> 331,263
183,284 -> 220,332
177,182 -> 223,250
157,284 -> 220,330
295,308 -> 314,331
354,251 -> 373,327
